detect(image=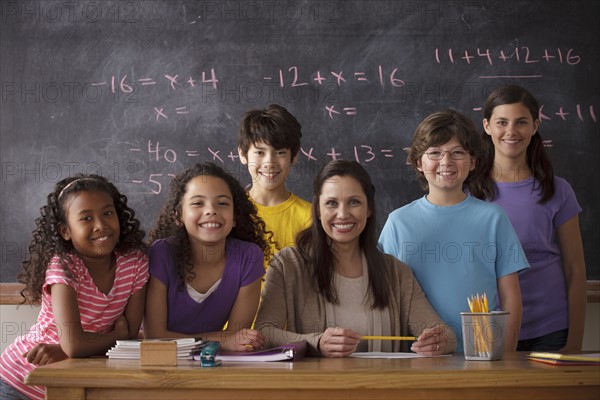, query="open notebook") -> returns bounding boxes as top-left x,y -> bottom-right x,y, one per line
193,341 -> 307,362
